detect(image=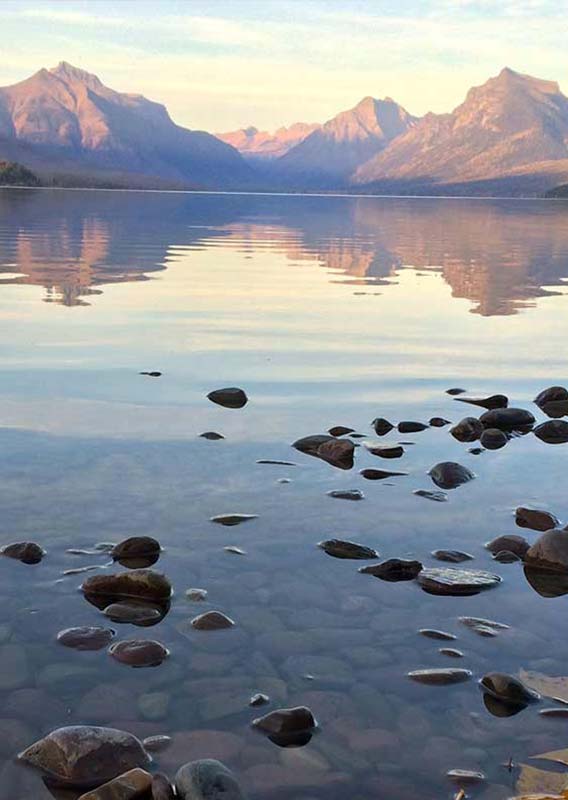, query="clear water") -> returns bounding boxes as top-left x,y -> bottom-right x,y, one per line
1,188 -> 568,799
